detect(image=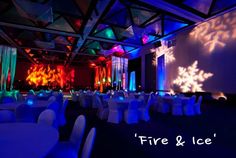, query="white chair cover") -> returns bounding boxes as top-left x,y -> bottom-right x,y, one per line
79,93 -> 90,108
92,94 -> 100,108
58,98 -> 69,126
124,100 -> 138,124
157,96 -> 171,114
138,93 -> 154,121
38,109 -> 56,127
172,97 -> 183,116
70,115 -> 86,151
81,128 -> 96,158
96,97 -> 109,120
194,96 -> 202,115
47,115 -> 86,158
183,95 -> 196,116
107,99 -> 123,124
72,93 -> 78,102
